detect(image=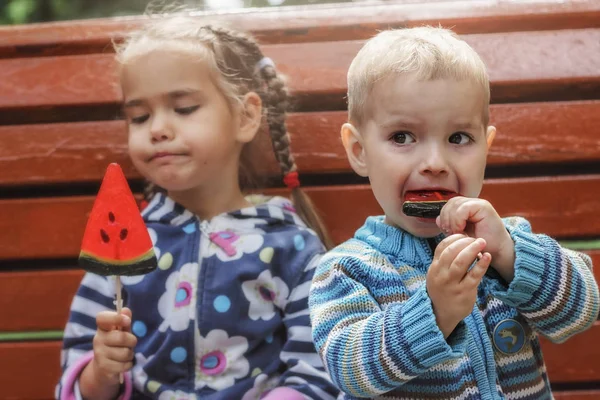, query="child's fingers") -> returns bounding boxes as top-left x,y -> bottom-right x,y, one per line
448,238 -> 486,279
438,237 -> 477,271
438,197 -> 469,234
461,252 -> 491,286
104,330 -> 138,349
96,311 -> 131,332
120,307 -> 133,320
103,346 -> 135,363
434,233 -> 468,258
